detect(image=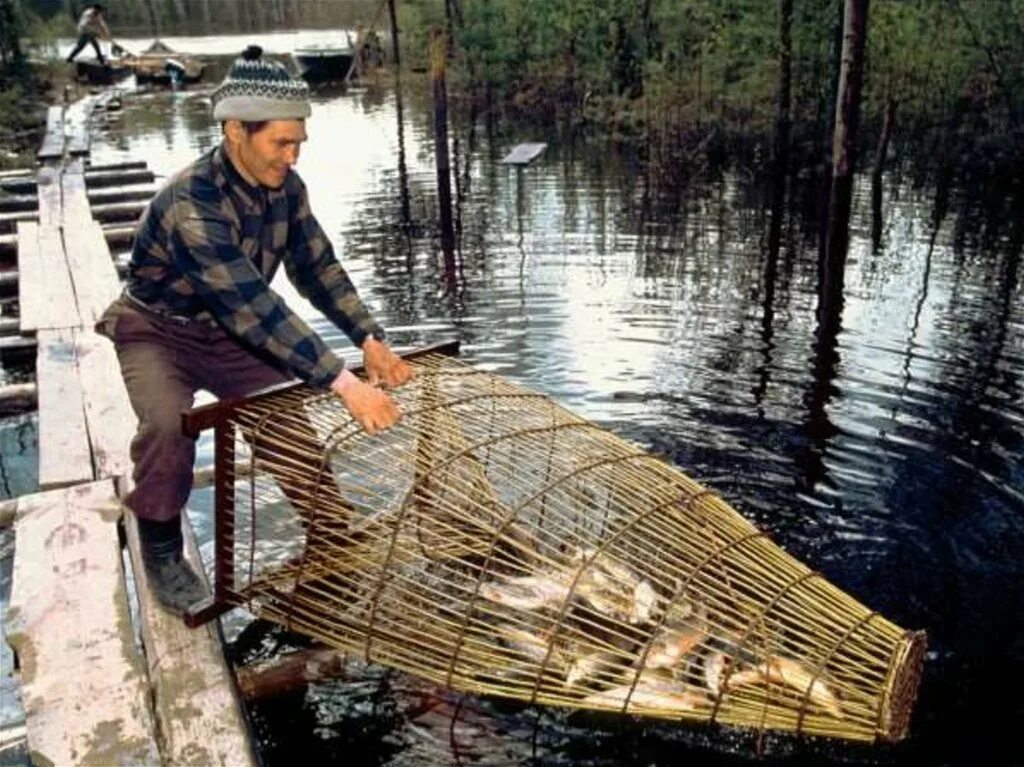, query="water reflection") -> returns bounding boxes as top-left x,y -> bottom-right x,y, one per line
6,63 -> 1020,766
